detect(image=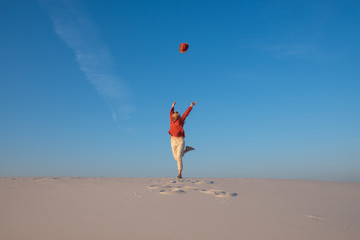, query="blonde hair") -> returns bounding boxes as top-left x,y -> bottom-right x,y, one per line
172,112 -> 180,121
